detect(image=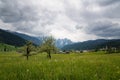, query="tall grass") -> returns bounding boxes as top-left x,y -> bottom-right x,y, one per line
0,52 -> 120,80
